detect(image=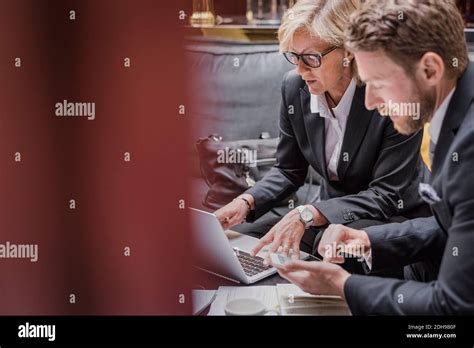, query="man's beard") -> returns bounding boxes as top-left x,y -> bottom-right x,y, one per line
393,80 -> 436,135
